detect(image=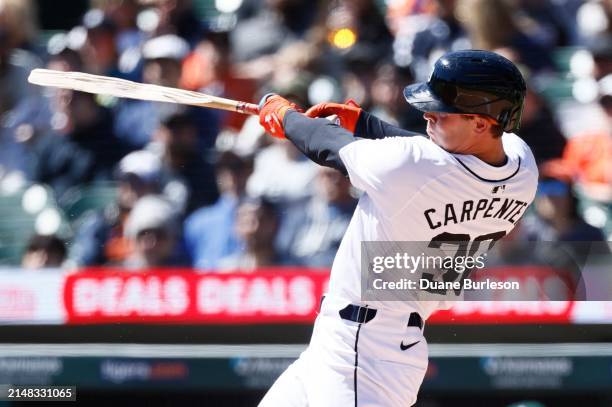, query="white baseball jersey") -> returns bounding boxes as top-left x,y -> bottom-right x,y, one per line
259,132 -> 538,407
334,132 -> 539,319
